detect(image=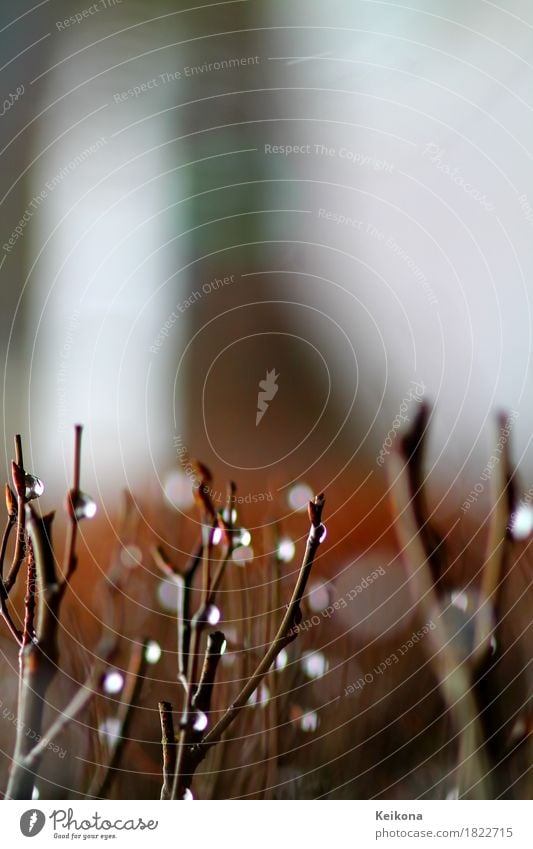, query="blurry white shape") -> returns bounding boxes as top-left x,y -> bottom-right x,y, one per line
157,580 -> 179,612
288,483 -> 313,512
277,538 -> 295,563
221,651 -> 236,668
248,684 -> 270,707
301,651 -> 328,679
509,716 -> 527,742
193,711 -> 208,732
98,718 -> 121,744
232,546 -> 254,565
489,635 -> 497,656
120,544 -> 142,569
145,640 -> 162,664
206,604 -> 221,625
183,788 -> 194,801
25,474 -> 44,500
318,524 -> 327,544
164,471 -> 194,511
450,591 -> 469,613
223,508 -> 238,524
509,503 -> 533,540
446,787 -> 459,800
307,581 -> 331,612
300,711 -> 319,732
102,670 -> 125,695
72,491 -> 97,520
32,786 -> 40,800
239,529 -> 252,547
220,639 -> 227,655
212,526 -> 223,545
276,649 -> 288,670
